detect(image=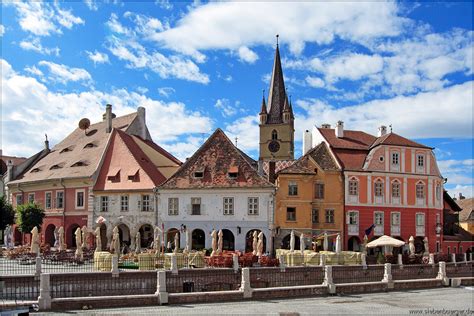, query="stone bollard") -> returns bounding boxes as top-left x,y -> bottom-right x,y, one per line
470,253 -> 473,262
239,267 -> 252,298
233,254 -> 239,272
155,270 -> 168,304
397,254 -> 403,269
279,254 -> 285,272
111,255 -> 119,277
437,261 -> 449,286
323,265 -> 335,294
38,273 -> 51,310
463,253 -> 467,264
429,253 -> 435,265
171,254 -> 178,274
361,254 -> 367,270
319,254 -> 326,267
35,256 -> 42,277
382,263 -> 393,282
451,254 -> 456,266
